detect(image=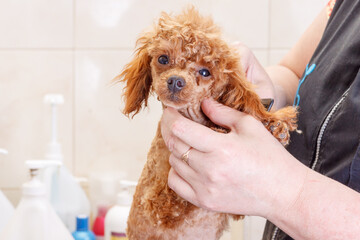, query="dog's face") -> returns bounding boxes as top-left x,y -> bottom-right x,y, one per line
151,52 -> 213,110
119,7 -> 253,122
147,37 -> 226,120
